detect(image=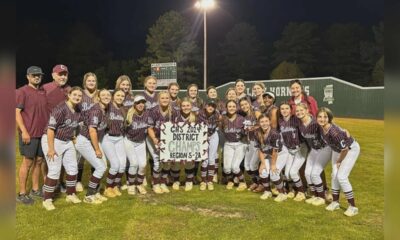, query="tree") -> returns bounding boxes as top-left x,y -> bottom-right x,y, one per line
322,23 -> 368,85
270,61 -> 304,79
137,11 -> 201,88
94,59 -> 138,89
370,56 -> 384,86
217,22 -> 267,82
273,22 -> 321,76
